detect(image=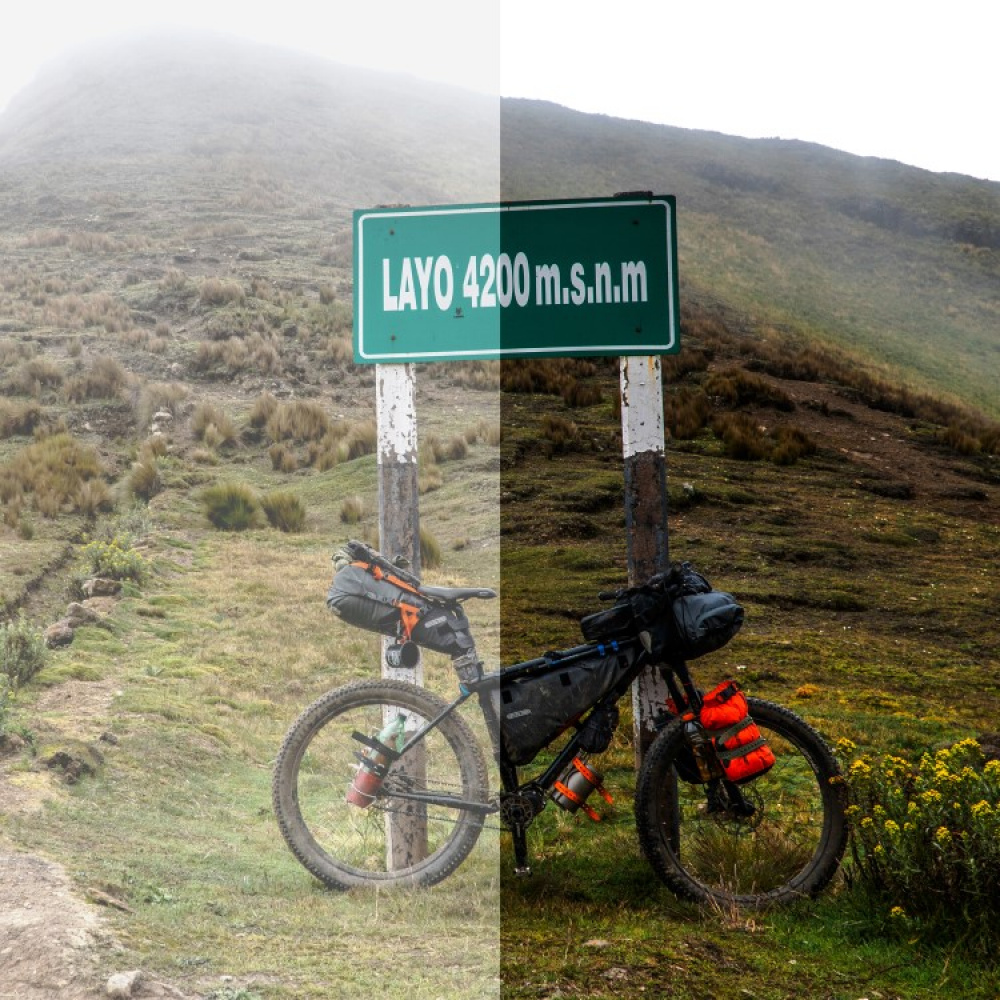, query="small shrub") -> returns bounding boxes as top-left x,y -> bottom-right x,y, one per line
82,536 -> 146,583
201,483 -> 262,531
340,496 -> 365,524
844,737 -> 1000,952
261,491 -> 306,533
0,614 -> 46,691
